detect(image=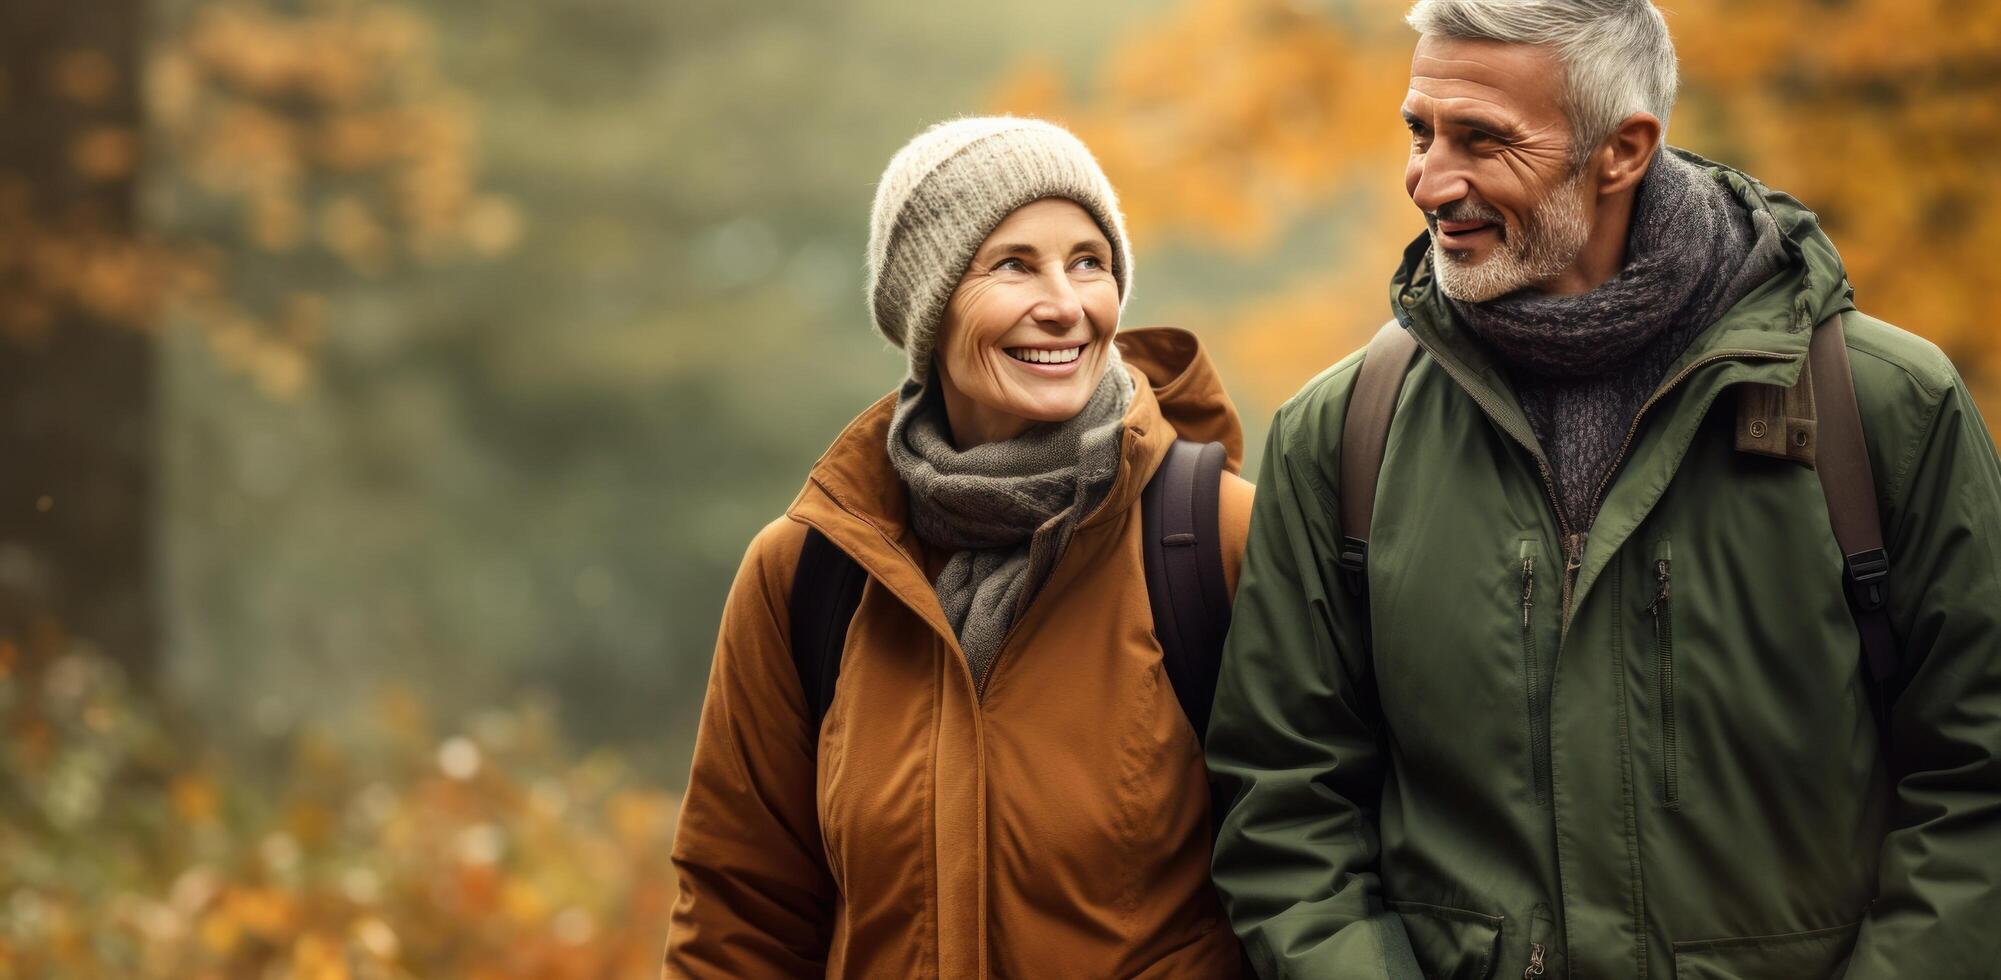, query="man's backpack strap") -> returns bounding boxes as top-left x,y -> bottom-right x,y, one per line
1808,314 -> 1901,713
788,526 -> 867,730
1338,322 -> 1420,595
1142,439 -> 1233,746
